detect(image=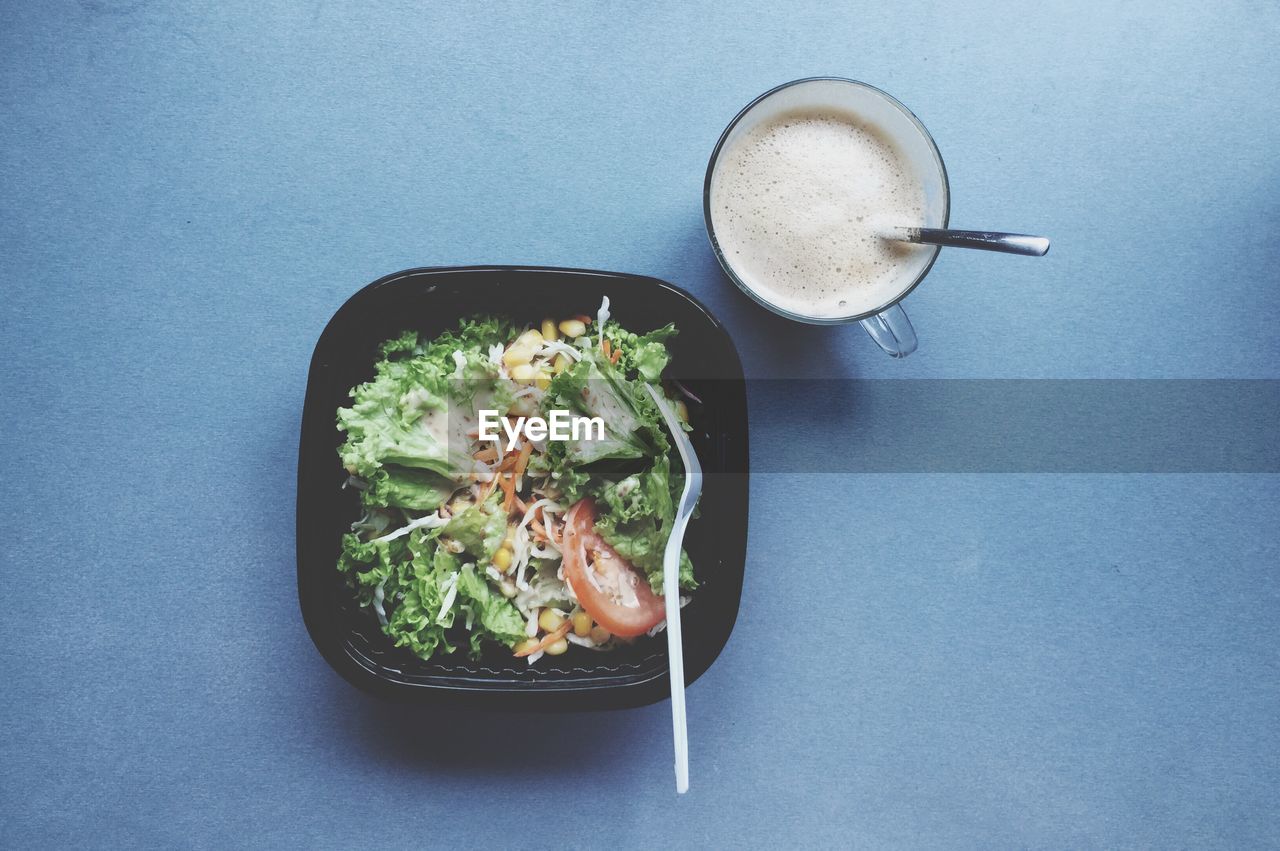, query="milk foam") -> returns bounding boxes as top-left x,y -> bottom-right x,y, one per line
710,109 -> 932,319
